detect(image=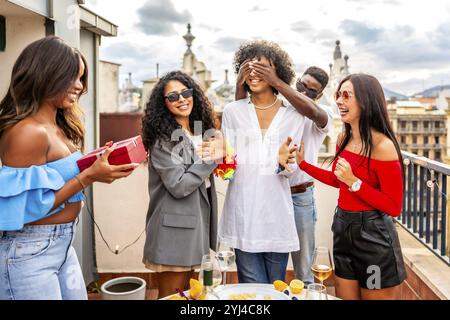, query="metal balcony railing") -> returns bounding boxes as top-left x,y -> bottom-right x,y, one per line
401,151 -> 450,266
